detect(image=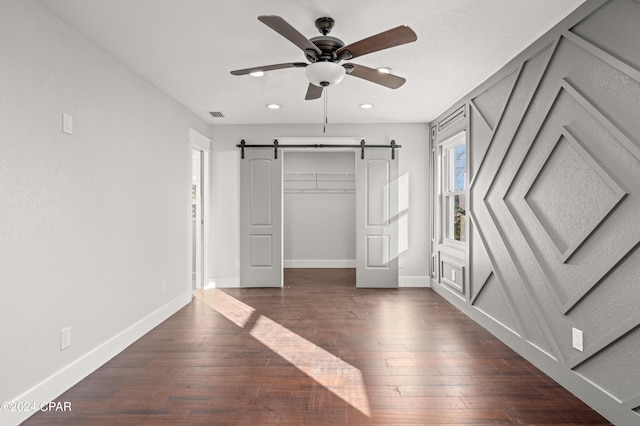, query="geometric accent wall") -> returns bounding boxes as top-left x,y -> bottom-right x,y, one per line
431,1 -> 640,424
